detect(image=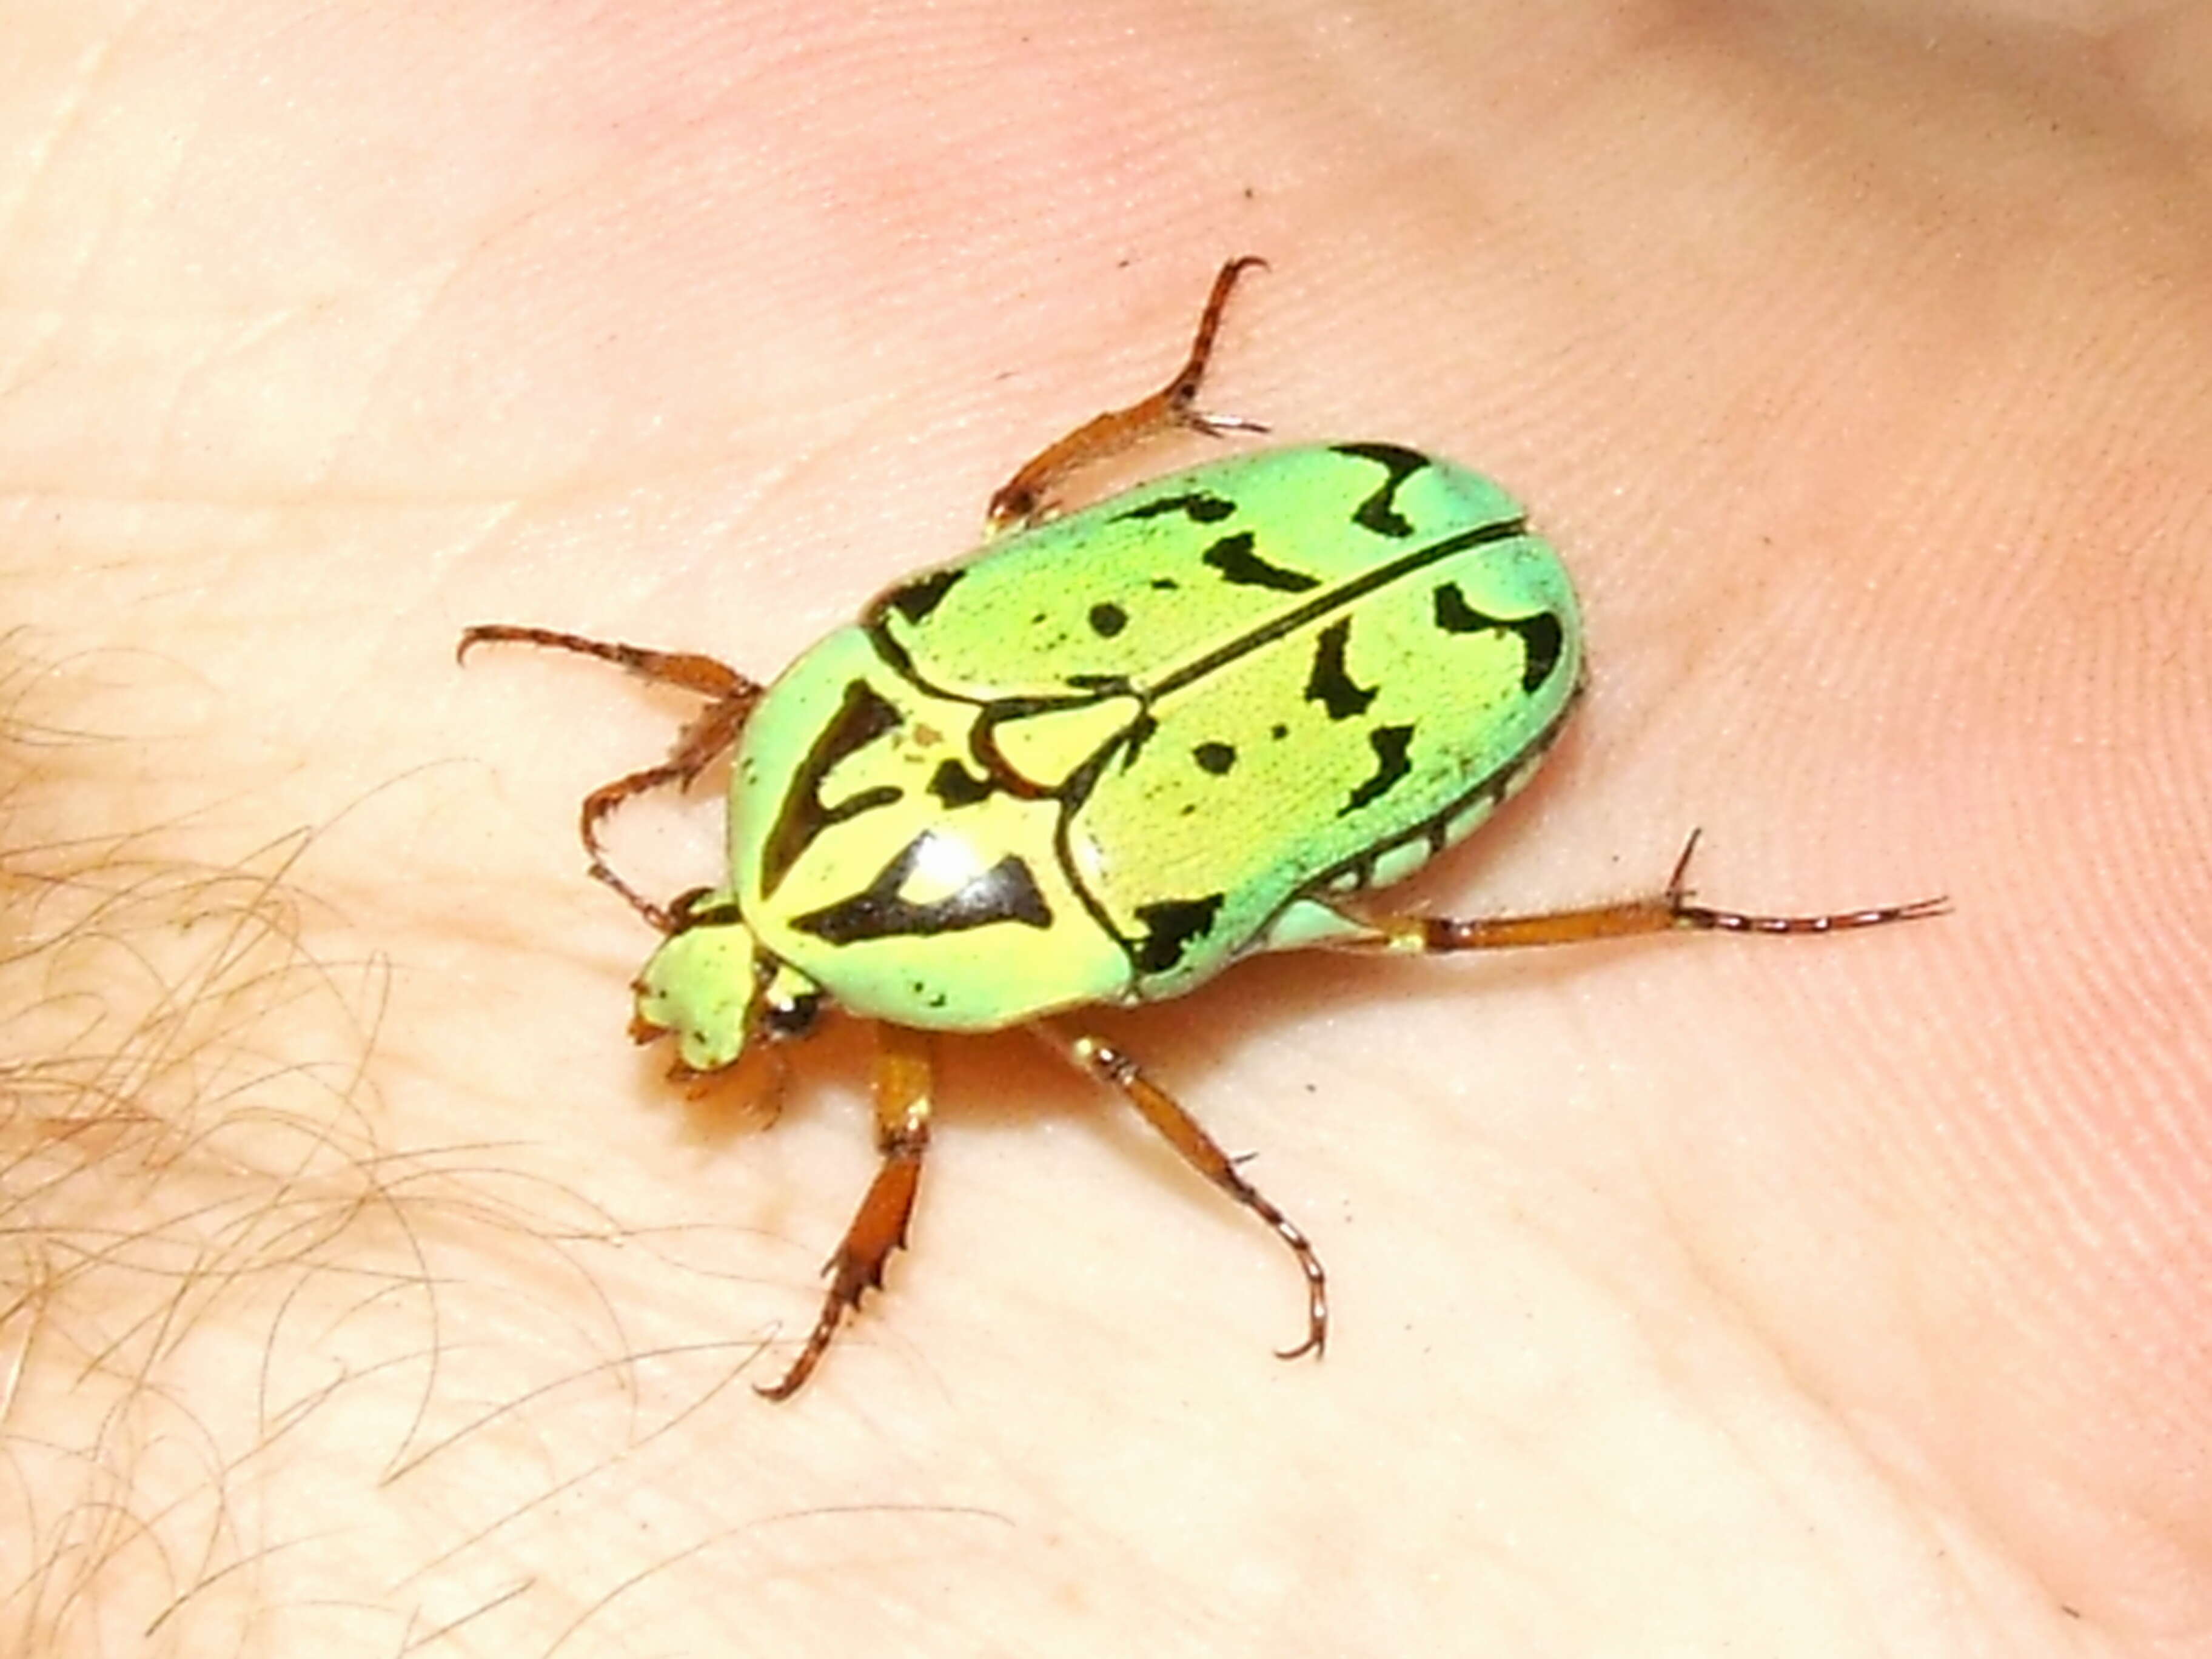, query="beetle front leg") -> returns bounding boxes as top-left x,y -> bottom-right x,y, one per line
1036,1022 -> 1329,1364
1343,831 -> 1948,956
756,1022 -> 935,1400
458,625 -> 763,930
985,256 -> 1272,534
